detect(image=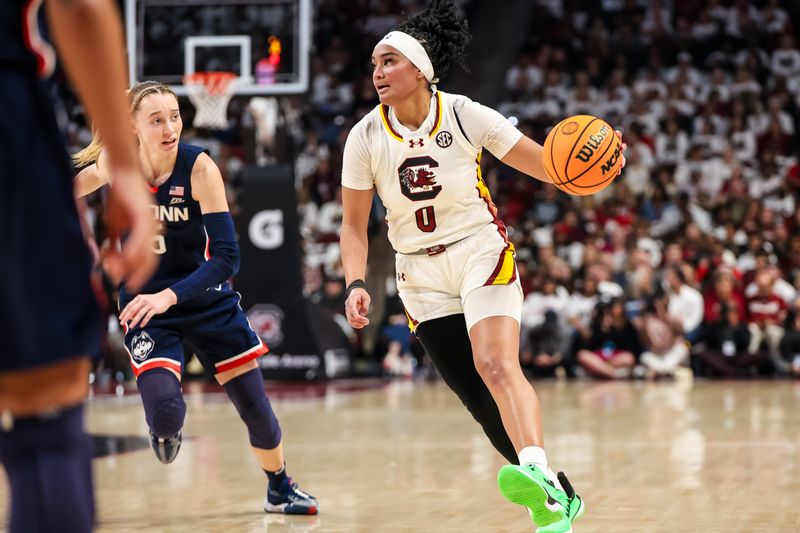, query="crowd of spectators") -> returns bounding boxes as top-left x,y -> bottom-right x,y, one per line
290,0 -> 800,380
59,0 -> 800,380
499,0 -> 800,380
